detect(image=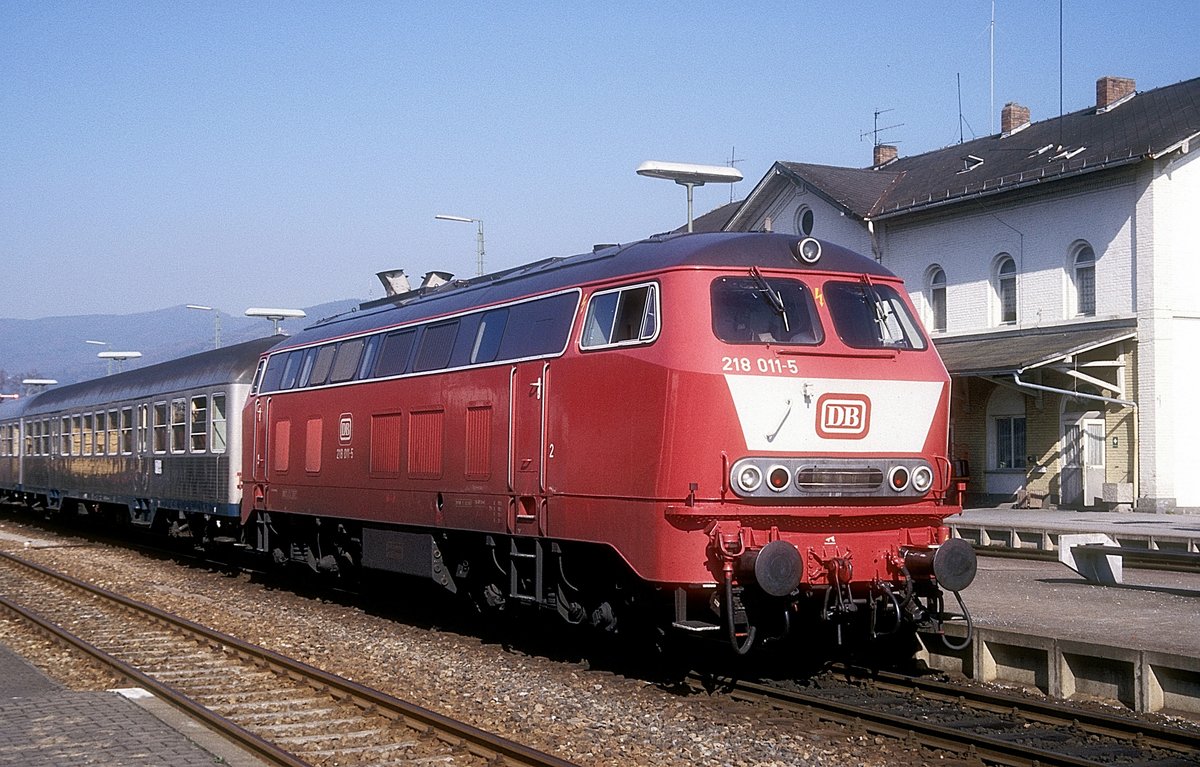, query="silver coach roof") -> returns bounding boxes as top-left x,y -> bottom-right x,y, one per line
7,337 -> 281,418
